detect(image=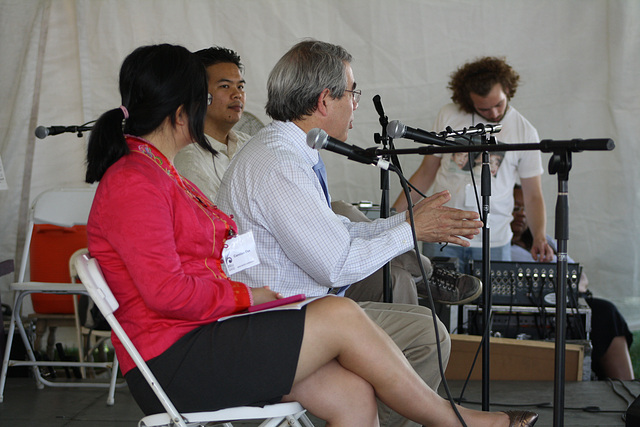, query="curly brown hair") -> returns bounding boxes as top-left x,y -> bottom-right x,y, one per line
448,56 -> 520,114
